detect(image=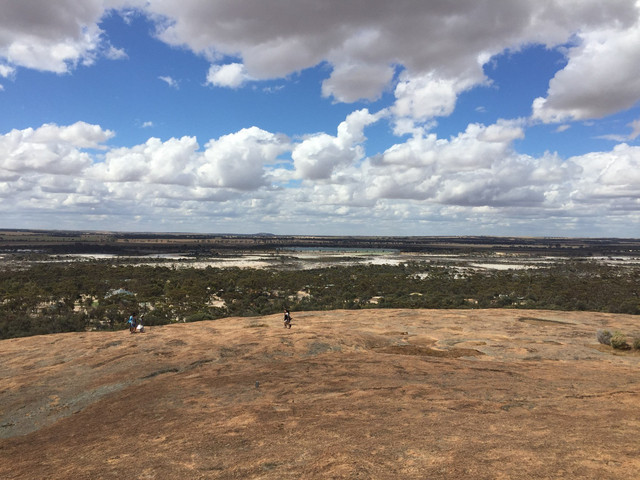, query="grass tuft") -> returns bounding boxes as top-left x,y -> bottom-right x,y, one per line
610,331 -> 629,350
